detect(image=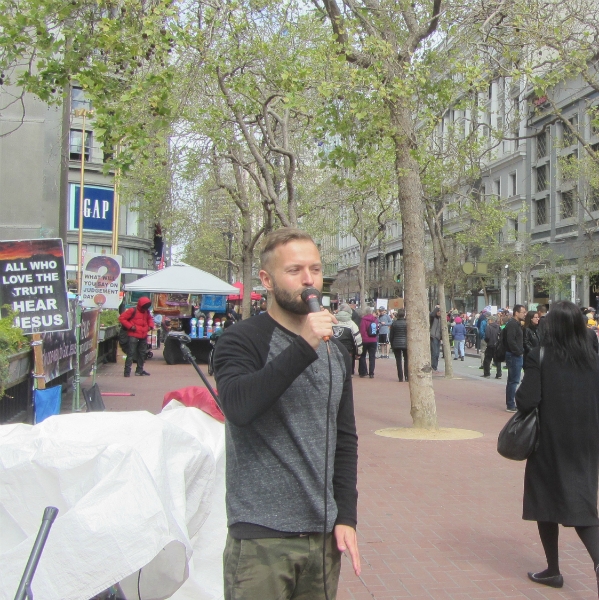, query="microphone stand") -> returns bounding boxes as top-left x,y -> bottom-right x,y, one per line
14,507 -> 58,600
177,335 -> 221,407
